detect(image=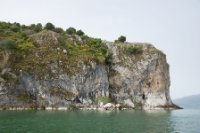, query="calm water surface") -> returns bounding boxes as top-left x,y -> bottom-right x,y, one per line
0,109 -> 199,133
